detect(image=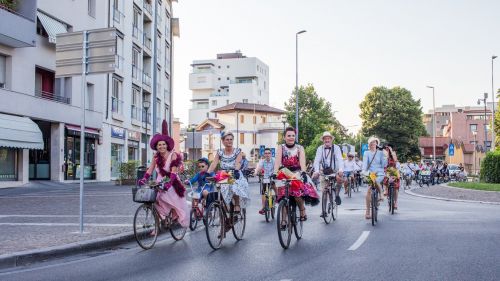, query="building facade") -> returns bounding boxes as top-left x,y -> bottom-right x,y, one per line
195,103 -> 285,163
188,51 -> 269,125
0,0 -> 179,187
